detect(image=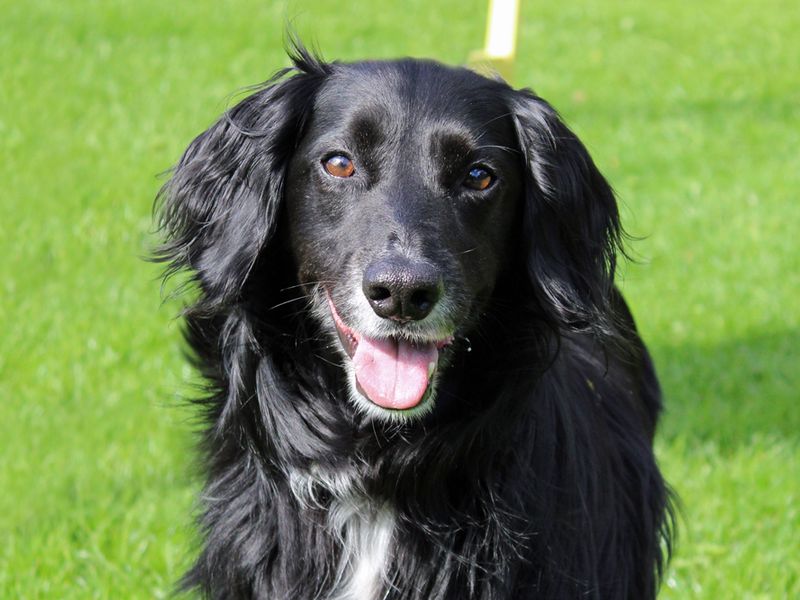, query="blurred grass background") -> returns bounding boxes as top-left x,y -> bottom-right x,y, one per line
1,0 -> 797,597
